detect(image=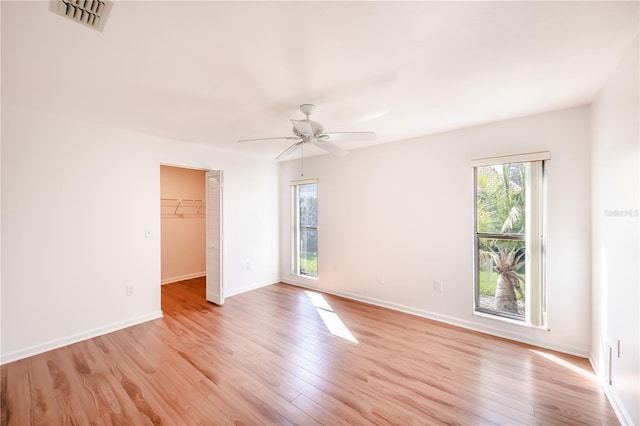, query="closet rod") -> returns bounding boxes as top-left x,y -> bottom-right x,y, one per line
160,198 -> 205,216
160,198 -> 204,202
